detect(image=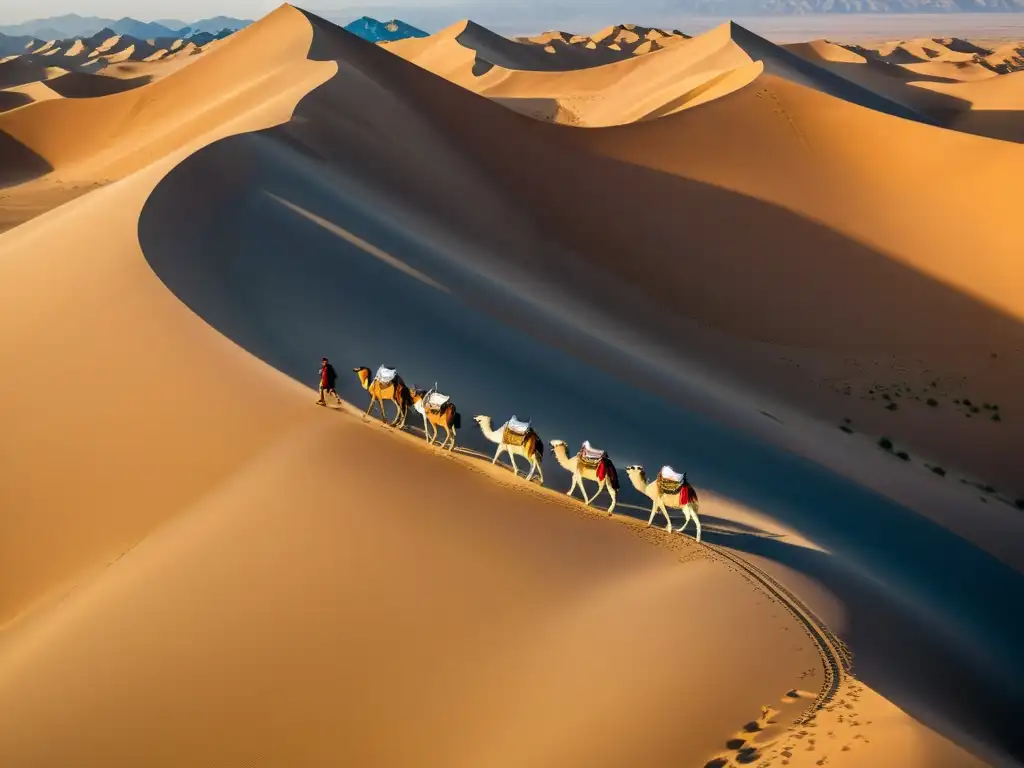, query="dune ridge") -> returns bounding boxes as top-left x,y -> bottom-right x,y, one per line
1,4 -> 1022,767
